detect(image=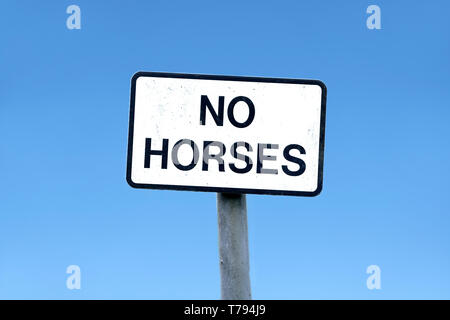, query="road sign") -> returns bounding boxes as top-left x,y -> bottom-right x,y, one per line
126,72 -> 326,196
